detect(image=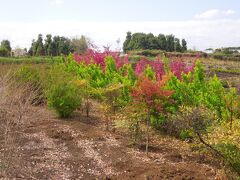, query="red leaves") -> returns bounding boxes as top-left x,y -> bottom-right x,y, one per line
135,58 -> 195,80
74,49 -> 128,70
135,59 -> 164,80
74,49 -> 196,81
131,75 -> 173,112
